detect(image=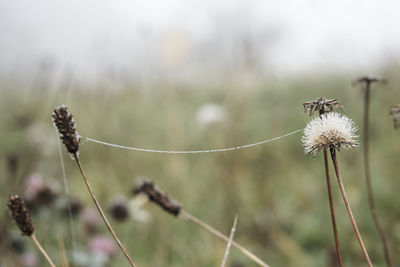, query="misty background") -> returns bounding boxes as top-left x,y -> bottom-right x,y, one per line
1,0 -> 400,86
